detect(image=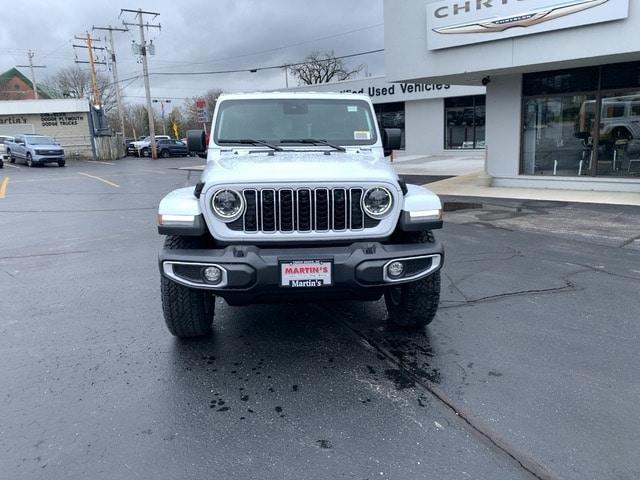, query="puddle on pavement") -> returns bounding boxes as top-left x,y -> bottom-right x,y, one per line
443,202 -> 483,212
